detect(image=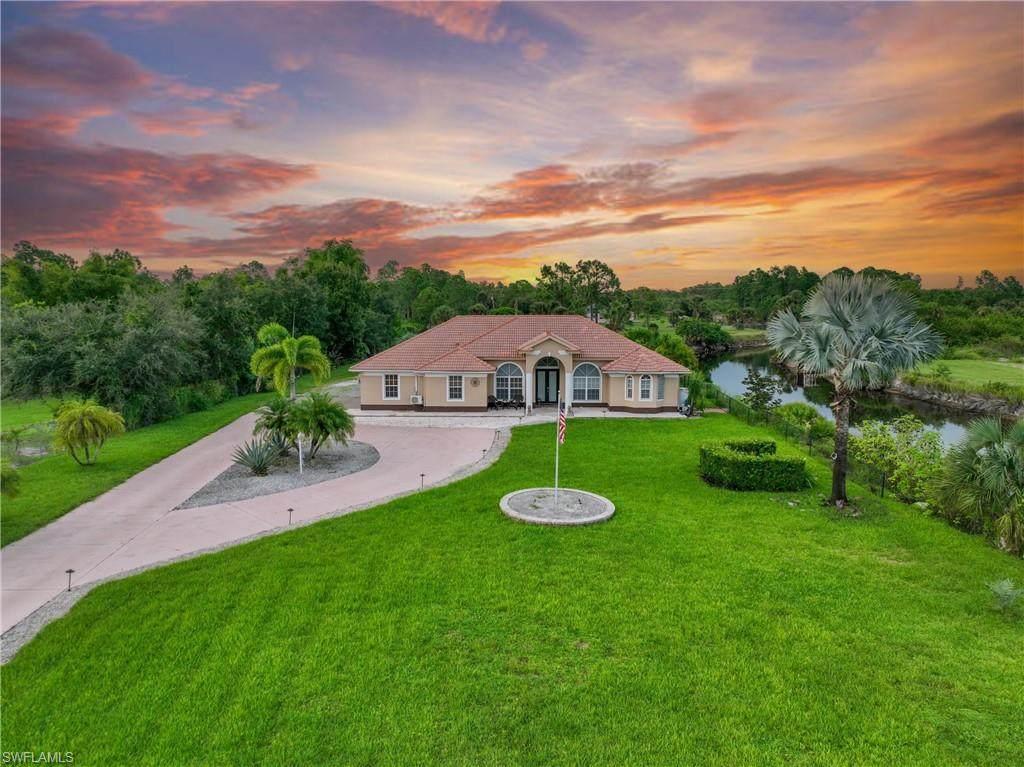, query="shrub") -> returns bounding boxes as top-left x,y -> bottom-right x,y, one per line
934,418 -> 1023,556
53,399 -> 126,465
988,579 -> 1023,612
232,438 -> 279,476
850,415 -> 943,503
699,439 -> 811,491
1,463 -> 21,499
776,403 -> 834,444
